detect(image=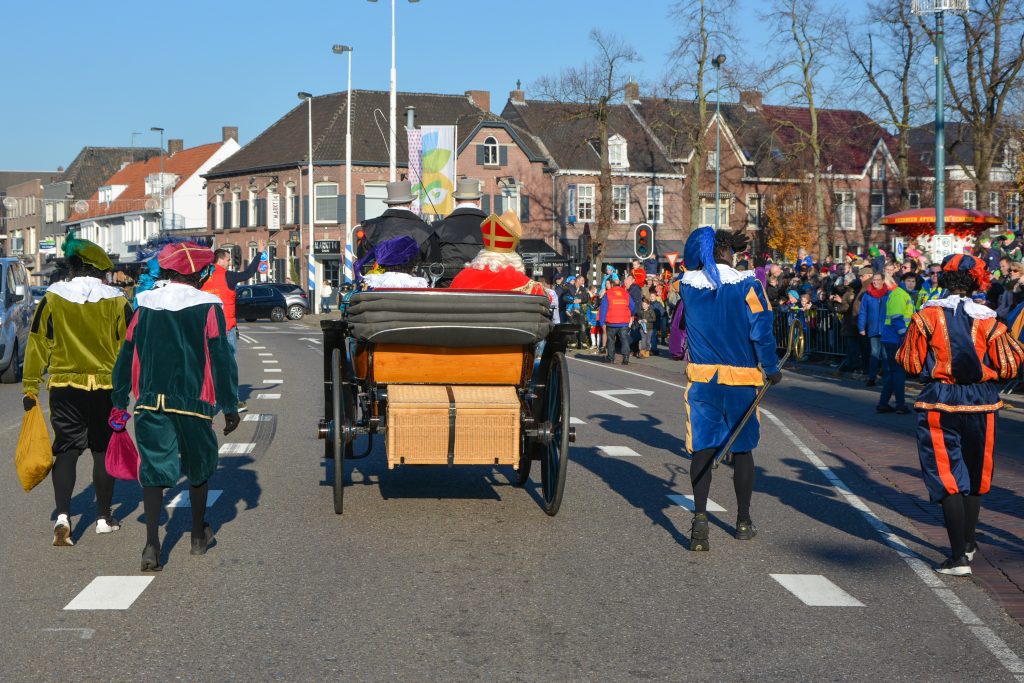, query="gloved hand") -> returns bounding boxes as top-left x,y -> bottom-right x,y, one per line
767,371 -> 783,386
108,408 -> 131,432
223,413 -> 240,435
23,394 -> 37,412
